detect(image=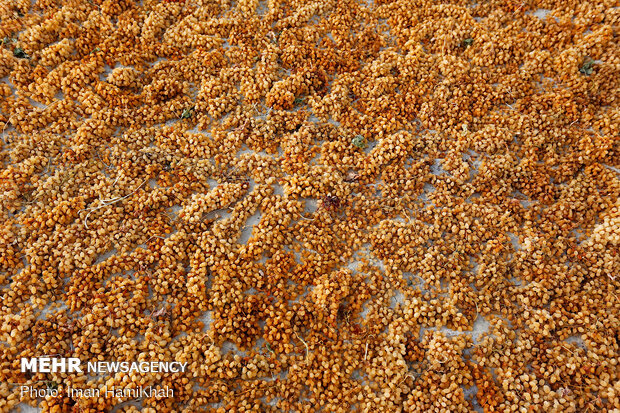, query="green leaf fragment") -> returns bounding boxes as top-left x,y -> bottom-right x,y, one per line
352,135 -> 366,149
462,38 -> 473,47
181,107 -> 194,119
579,57 -> 595,75
13,47 -> 29,59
